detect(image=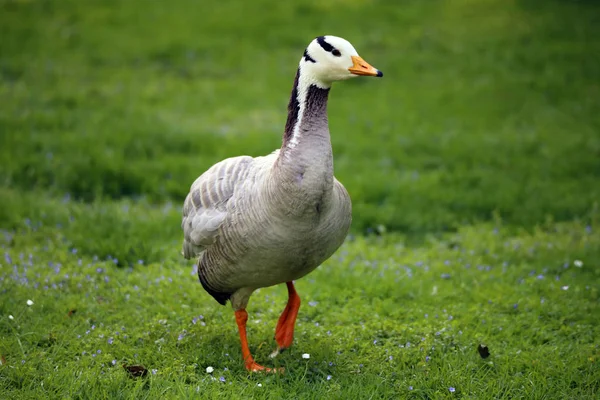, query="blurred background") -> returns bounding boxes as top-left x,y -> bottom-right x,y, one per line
1,0 -> 598,261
